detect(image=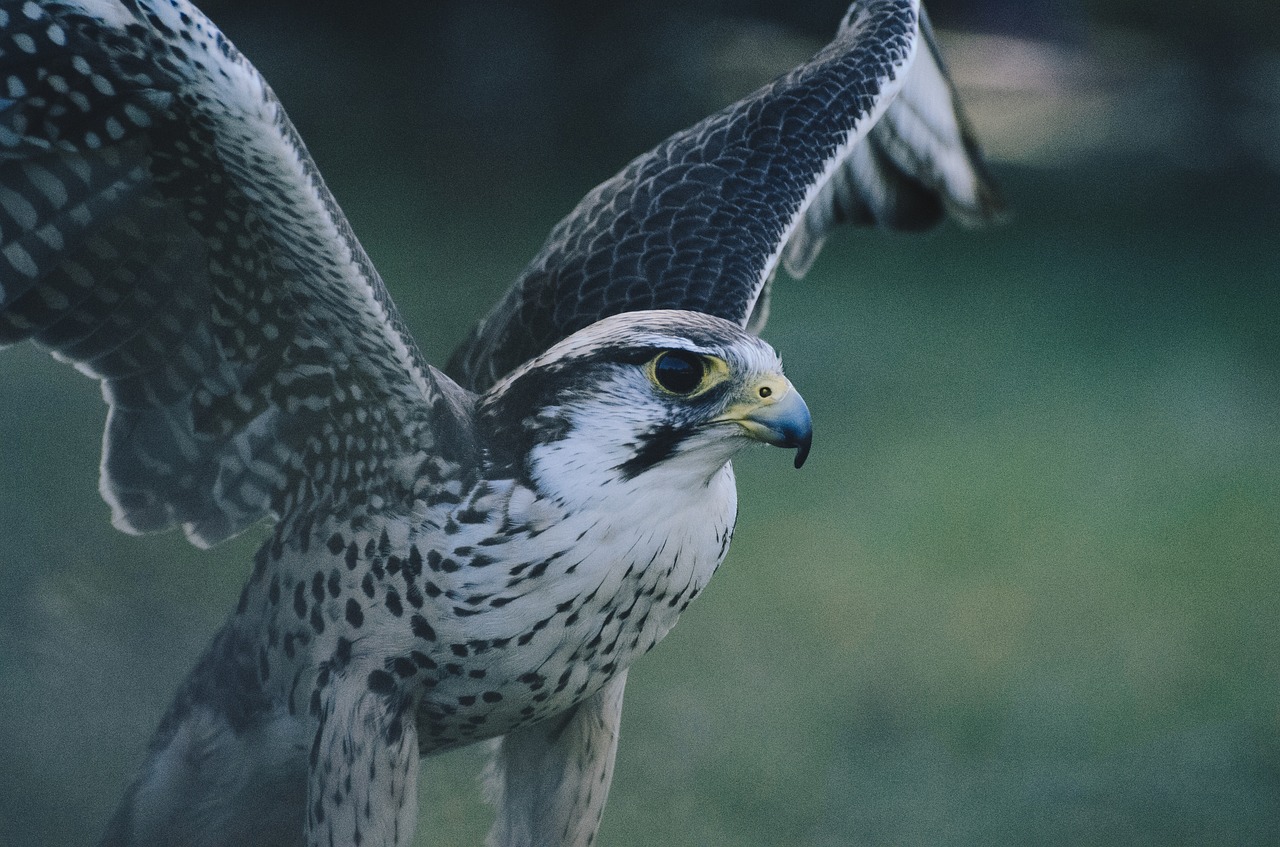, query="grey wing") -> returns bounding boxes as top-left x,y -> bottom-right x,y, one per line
0,0 -> 474,548
780,6 -> 1003,279
447,0 -> 1003,392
